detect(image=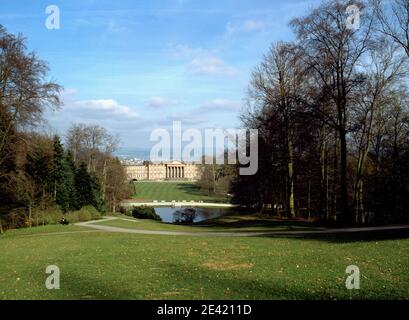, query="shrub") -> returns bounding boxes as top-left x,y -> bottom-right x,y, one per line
0,206 -> 64,230
2,209 -> 27,229
1,205 -> 101,232
65,206 -> 101,223
131,206 -> 161,221
32,206 -> 64,226
78,209 -> 92,222
119,206 -> 132,216
80,205 -> 101,220
64,211 -> 80,223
